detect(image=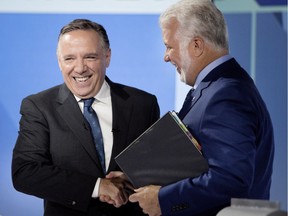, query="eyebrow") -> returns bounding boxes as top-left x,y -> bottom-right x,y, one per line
85,52 -> 99,56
